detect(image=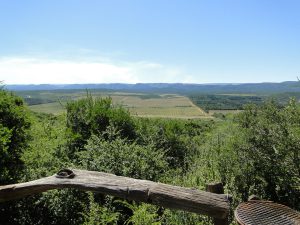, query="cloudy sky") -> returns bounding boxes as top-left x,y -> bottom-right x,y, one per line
0,0 -> 299,84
